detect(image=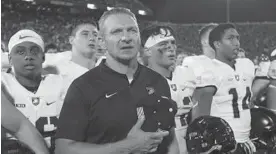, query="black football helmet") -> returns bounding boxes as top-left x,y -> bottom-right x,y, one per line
250,106 -> 276,152
185,116 -> 236,154
137,94 -> 178,132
